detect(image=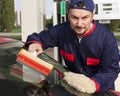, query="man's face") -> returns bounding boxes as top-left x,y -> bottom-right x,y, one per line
68,8 -> 94,36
